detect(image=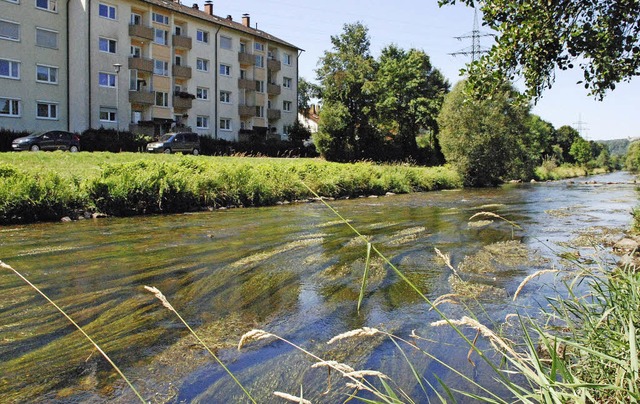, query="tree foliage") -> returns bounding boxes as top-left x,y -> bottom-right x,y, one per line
440,0 -> 640,100
315,22 -> 378,162
625,141 -> 640,172
297,77 -> 320,118
437,80 -> 534,186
